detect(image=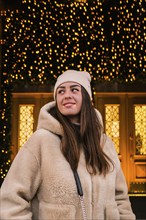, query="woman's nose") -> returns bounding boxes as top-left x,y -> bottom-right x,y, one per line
64,90 -> 72,98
